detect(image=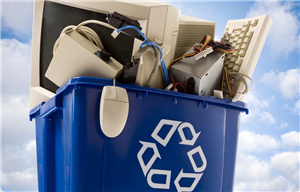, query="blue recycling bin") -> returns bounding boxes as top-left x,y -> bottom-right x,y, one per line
29,77 -> 248,192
